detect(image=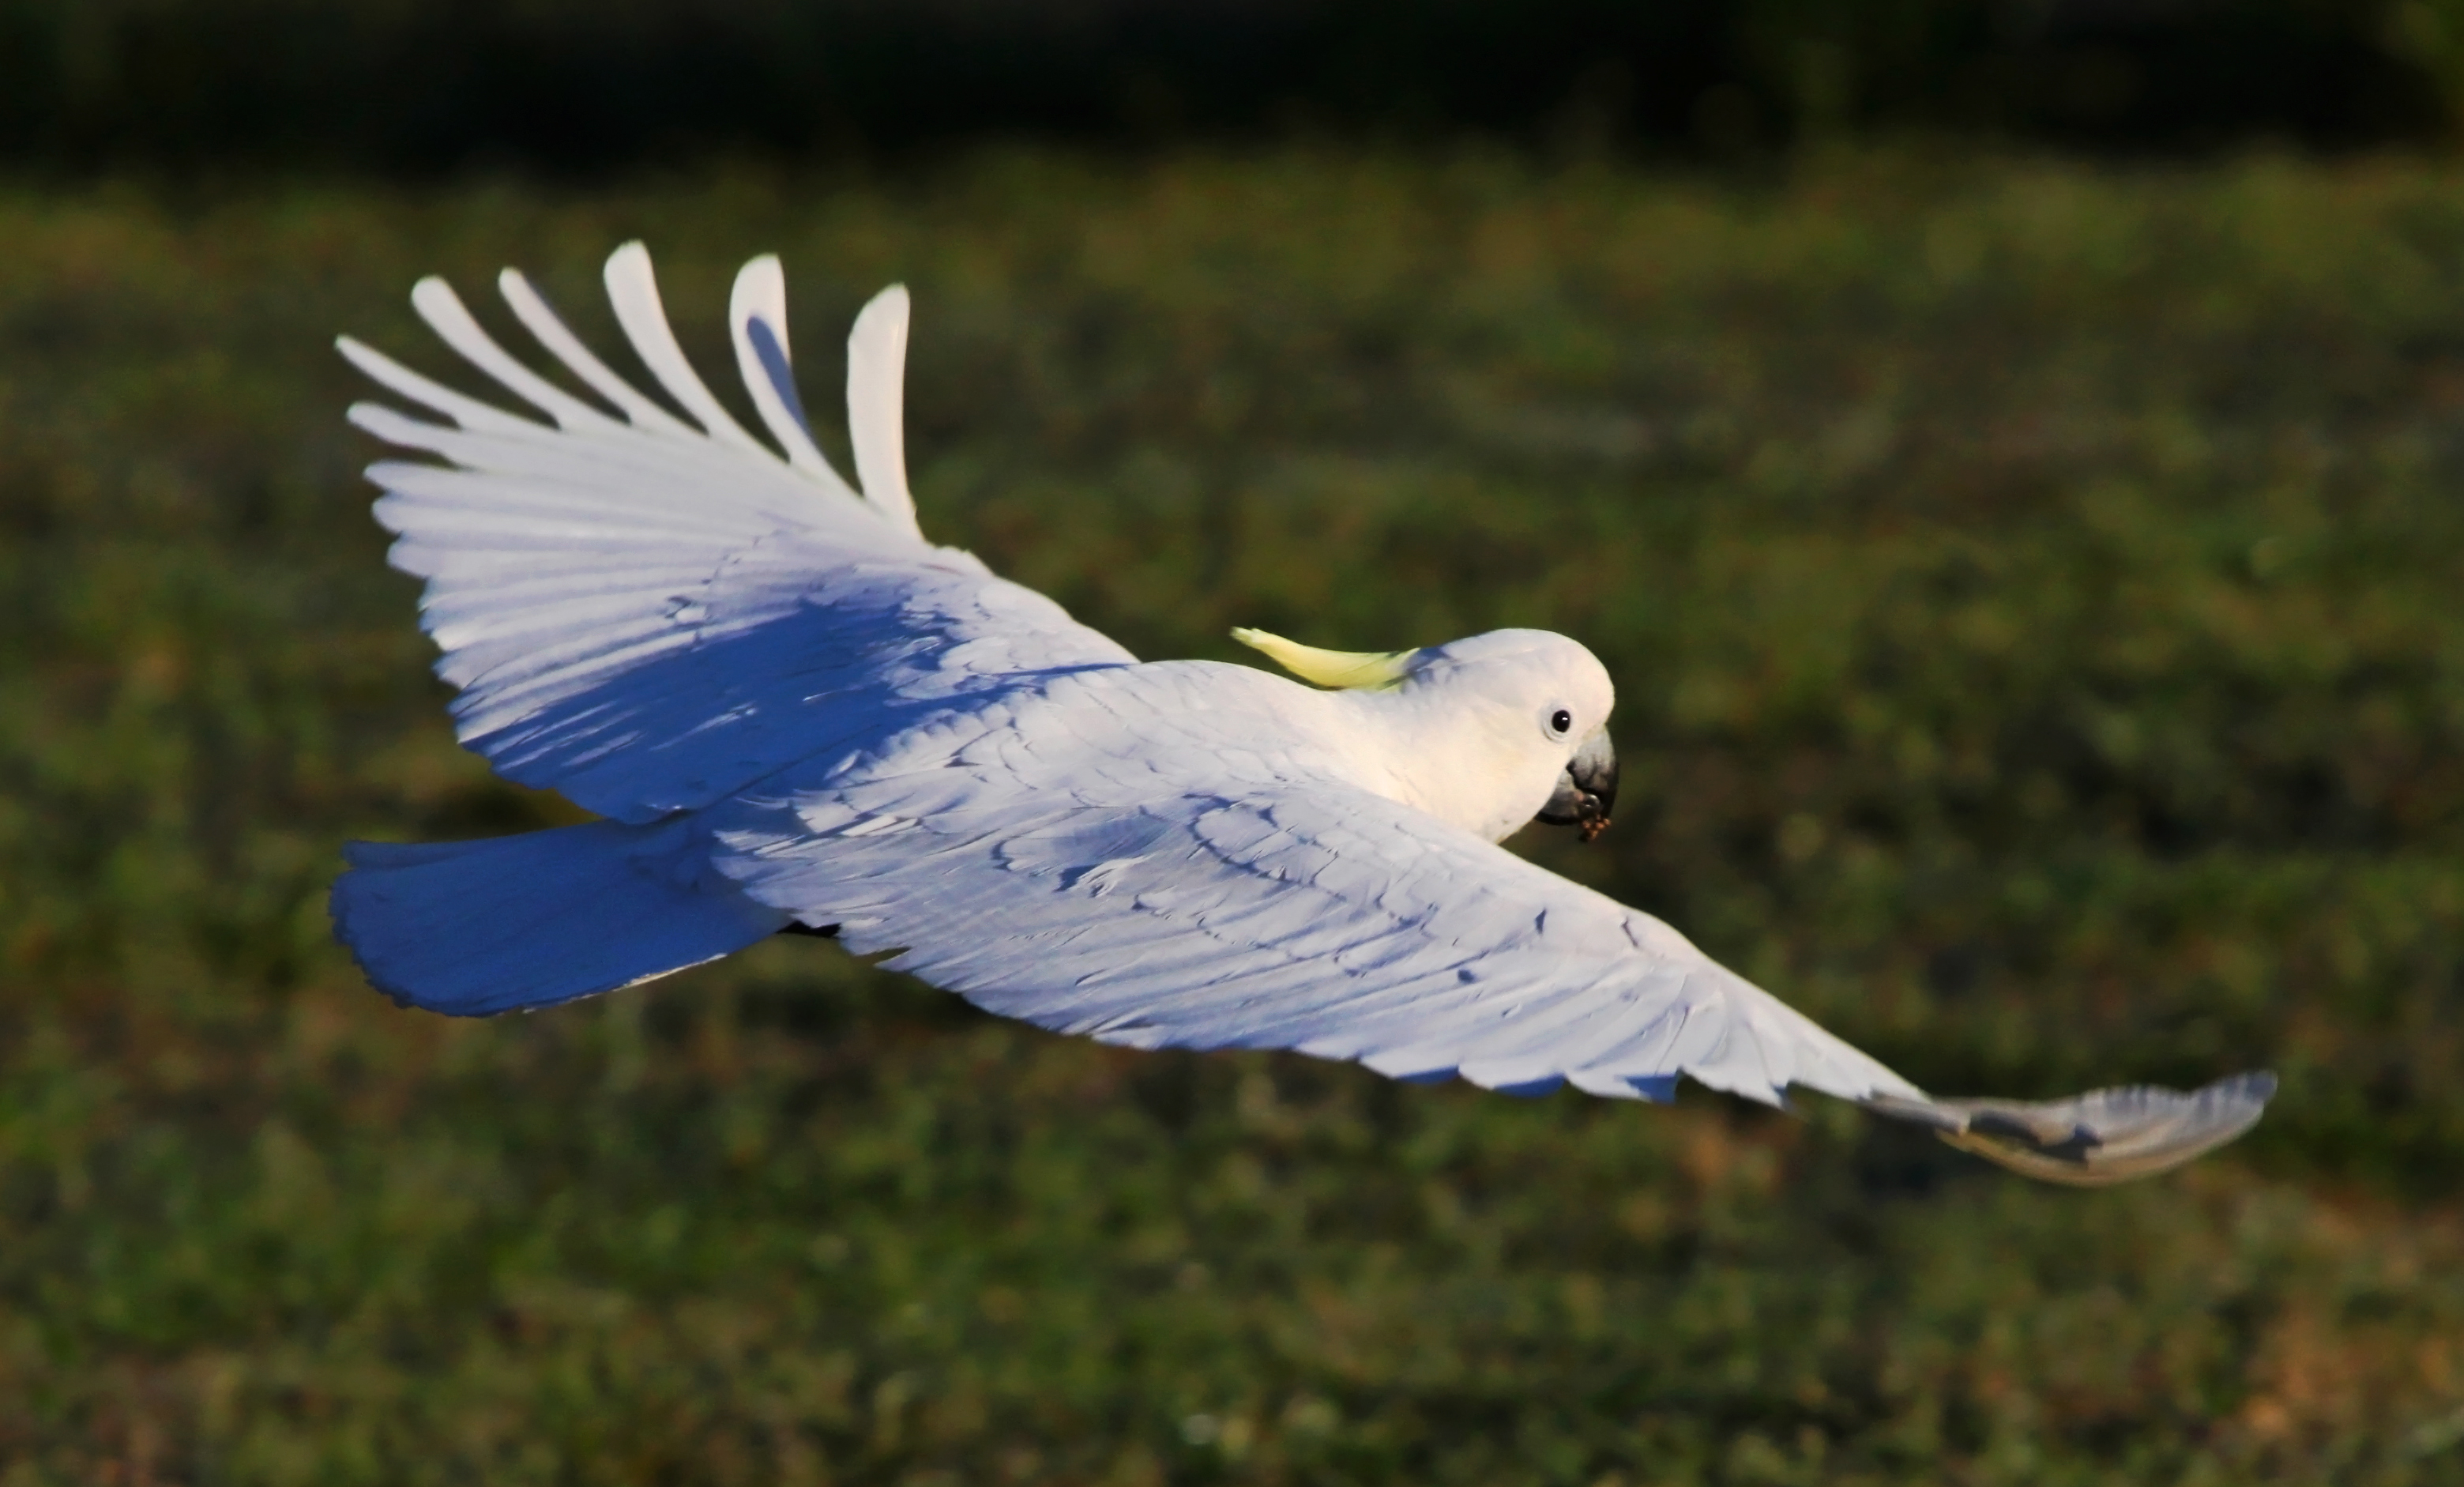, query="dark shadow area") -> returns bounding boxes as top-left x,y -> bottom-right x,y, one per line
0,0 -> 2451,176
